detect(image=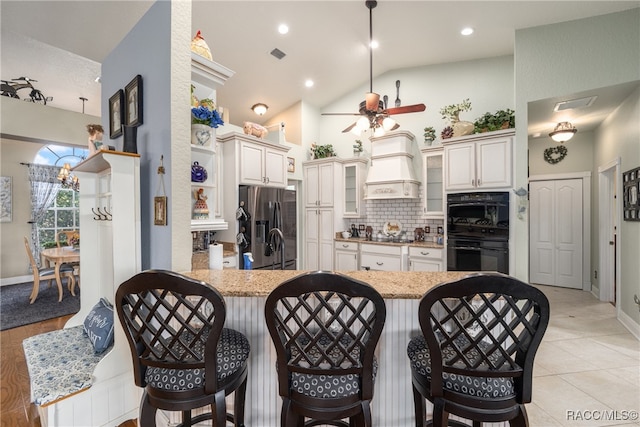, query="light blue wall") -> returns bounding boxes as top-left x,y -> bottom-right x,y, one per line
102,1 -> 173,269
